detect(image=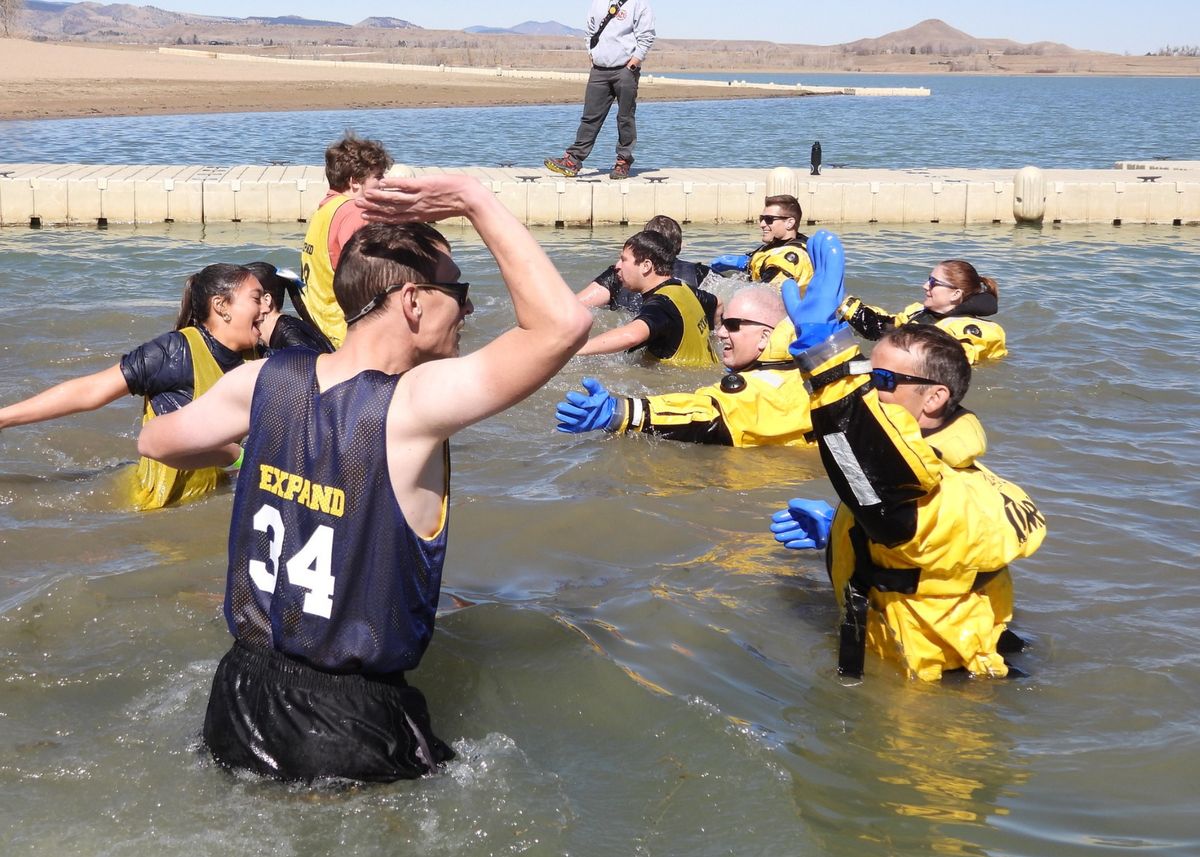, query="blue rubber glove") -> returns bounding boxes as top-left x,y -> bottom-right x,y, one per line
770,498 -> 835,550
555,377 -> 618,433
783,230 -> 848,354
710,253 -> 750,276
